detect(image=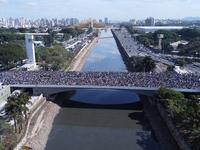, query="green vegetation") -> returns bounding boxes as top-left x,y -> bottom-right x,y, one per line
175,28 -> 200,56
5,92 -> 31,134
154,87 -> 200,149
36,46 -> 77,70
0,43 -> 27,69
174,59 -> 187,67
0,120 -> 17,150
137,30 -> 180,52
178,28 -> 200,41
125,25 -> 139,34
87,27 -> 93,34
130,56 -> 156,72
42,29 -> 57,47
59,27 -> 84,42
167,65 -> 175,71
0,33 -> 25,43
178,39 -> 200,56
0,27 -> 36,34
89,36 -> 93,40
88,30 -> 99,41
93,30 -> 99,37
